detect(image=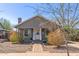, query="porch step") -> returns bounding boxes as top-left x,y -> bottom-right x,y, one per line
33,40 -> 43,44
32,44 -> 43,52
